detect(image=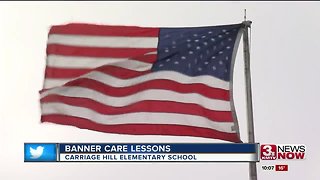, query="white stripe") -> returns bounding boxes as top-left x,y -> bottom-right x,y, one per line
145,51 -> 157,55
44,71 -> 230,90
47,55 -> 152,71
48,34 -> 158,48
41,87 -> 230,111
44,78 -> 74,89
41,103 -> 235,133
